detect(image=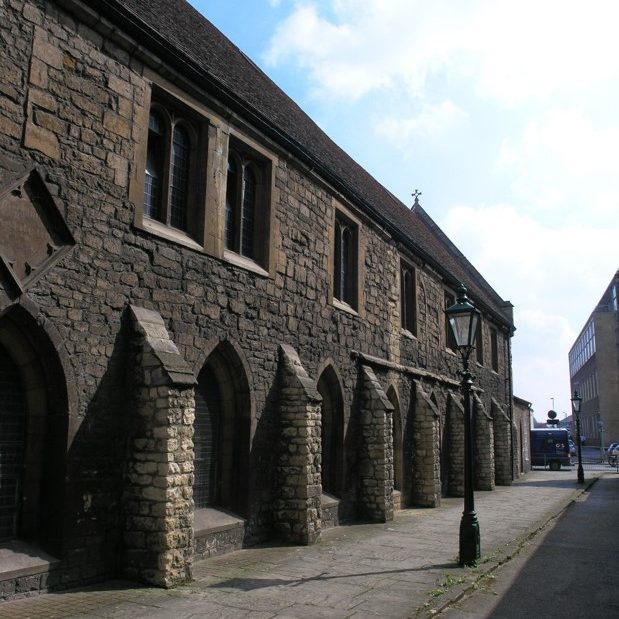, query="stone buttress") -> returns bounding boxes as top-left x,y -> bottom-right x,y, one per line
275,344 -> 322,545
357,365 -> 394,522
473,393 -> 495,491
412,380 -> 441,507
124,305 -> 196,587
492,399 -> 512,486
